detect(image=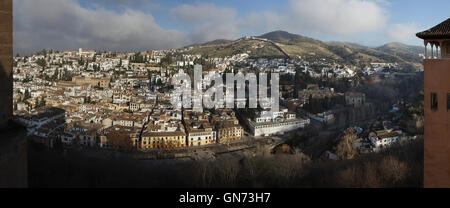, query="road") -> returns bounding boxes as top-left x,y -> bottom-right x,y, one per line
138,94 -> 158,142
